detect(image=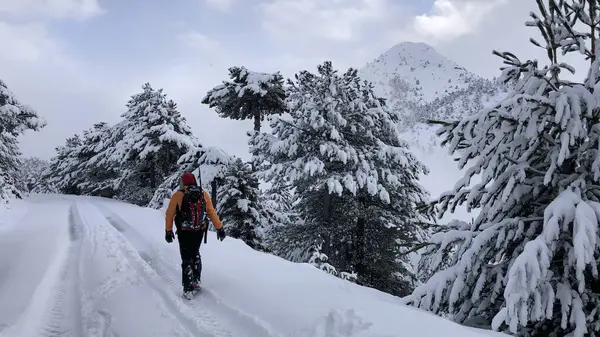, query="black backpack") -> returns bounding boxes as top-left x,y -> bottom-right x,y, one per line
178,185 -> 206,231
